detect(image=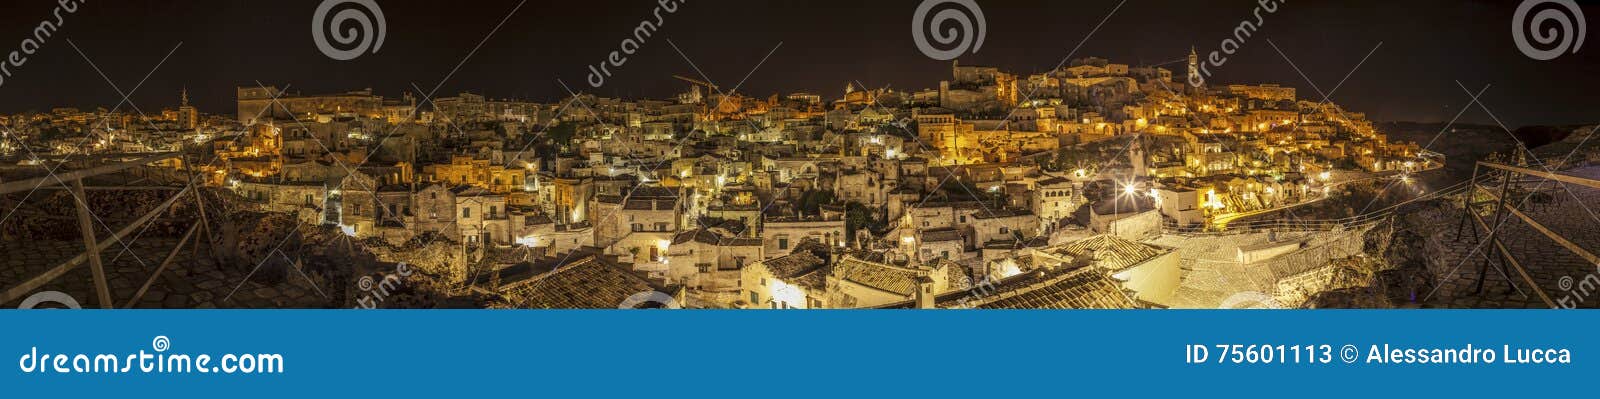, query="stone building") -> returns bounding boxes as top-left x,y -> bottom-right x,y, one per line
1032,176 -> 1081,228
454,186 -> 509,246
237,86 -> 384,123
761,215 -> 846,259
